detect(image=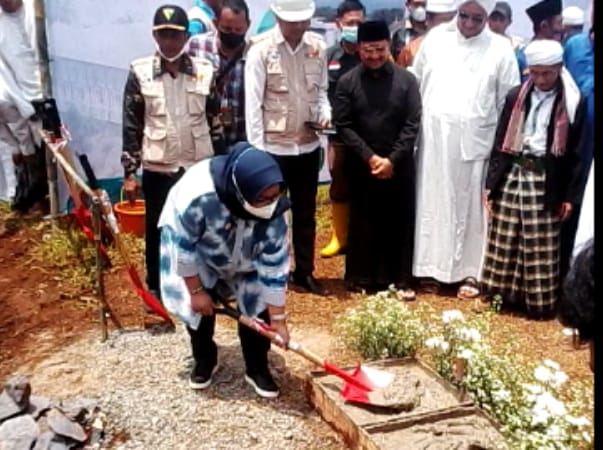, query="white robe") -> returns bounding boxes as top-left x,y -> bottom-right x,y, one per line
411,22 -> 520,283
573,162 -> 594,257
0,5 -> 41,201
